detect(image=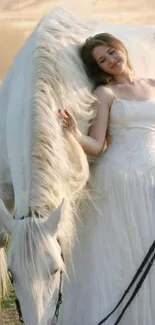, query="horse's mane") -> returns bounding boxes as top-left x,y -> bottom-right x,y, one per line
29,8 -> 96,260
